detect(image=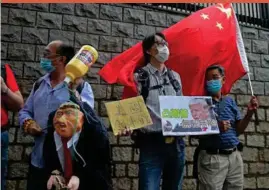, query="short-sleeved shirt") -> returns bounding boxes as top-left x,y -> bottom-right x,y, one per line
134,63 -> 183,133
1,64 -> 19,126
199,96 -> 242,149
